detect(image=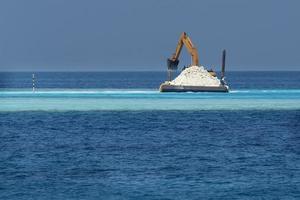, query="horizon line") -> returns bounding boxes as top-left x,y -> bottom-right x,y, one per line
0,69 -> 300,73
